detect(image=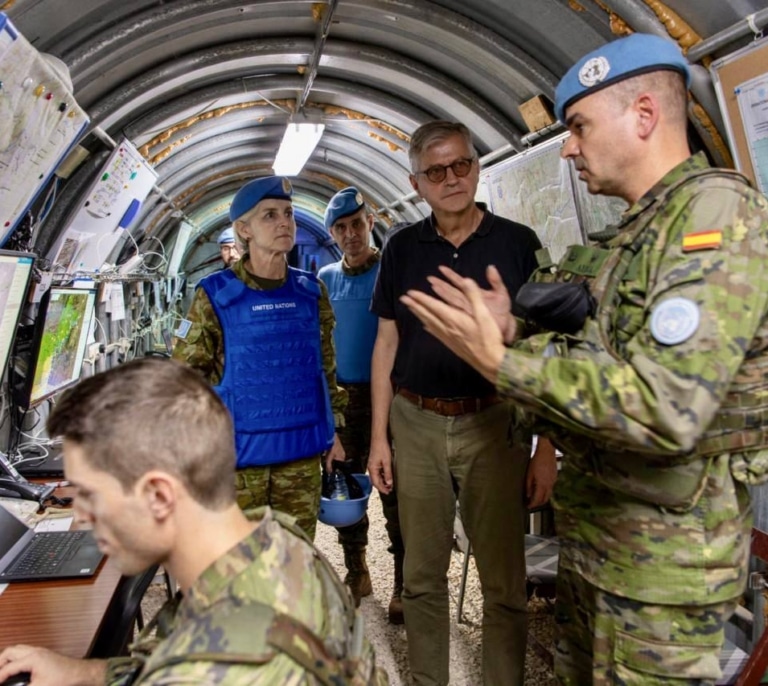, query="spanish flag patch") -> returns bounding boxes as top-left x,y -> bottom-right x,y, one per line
682,229 -> 723,252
